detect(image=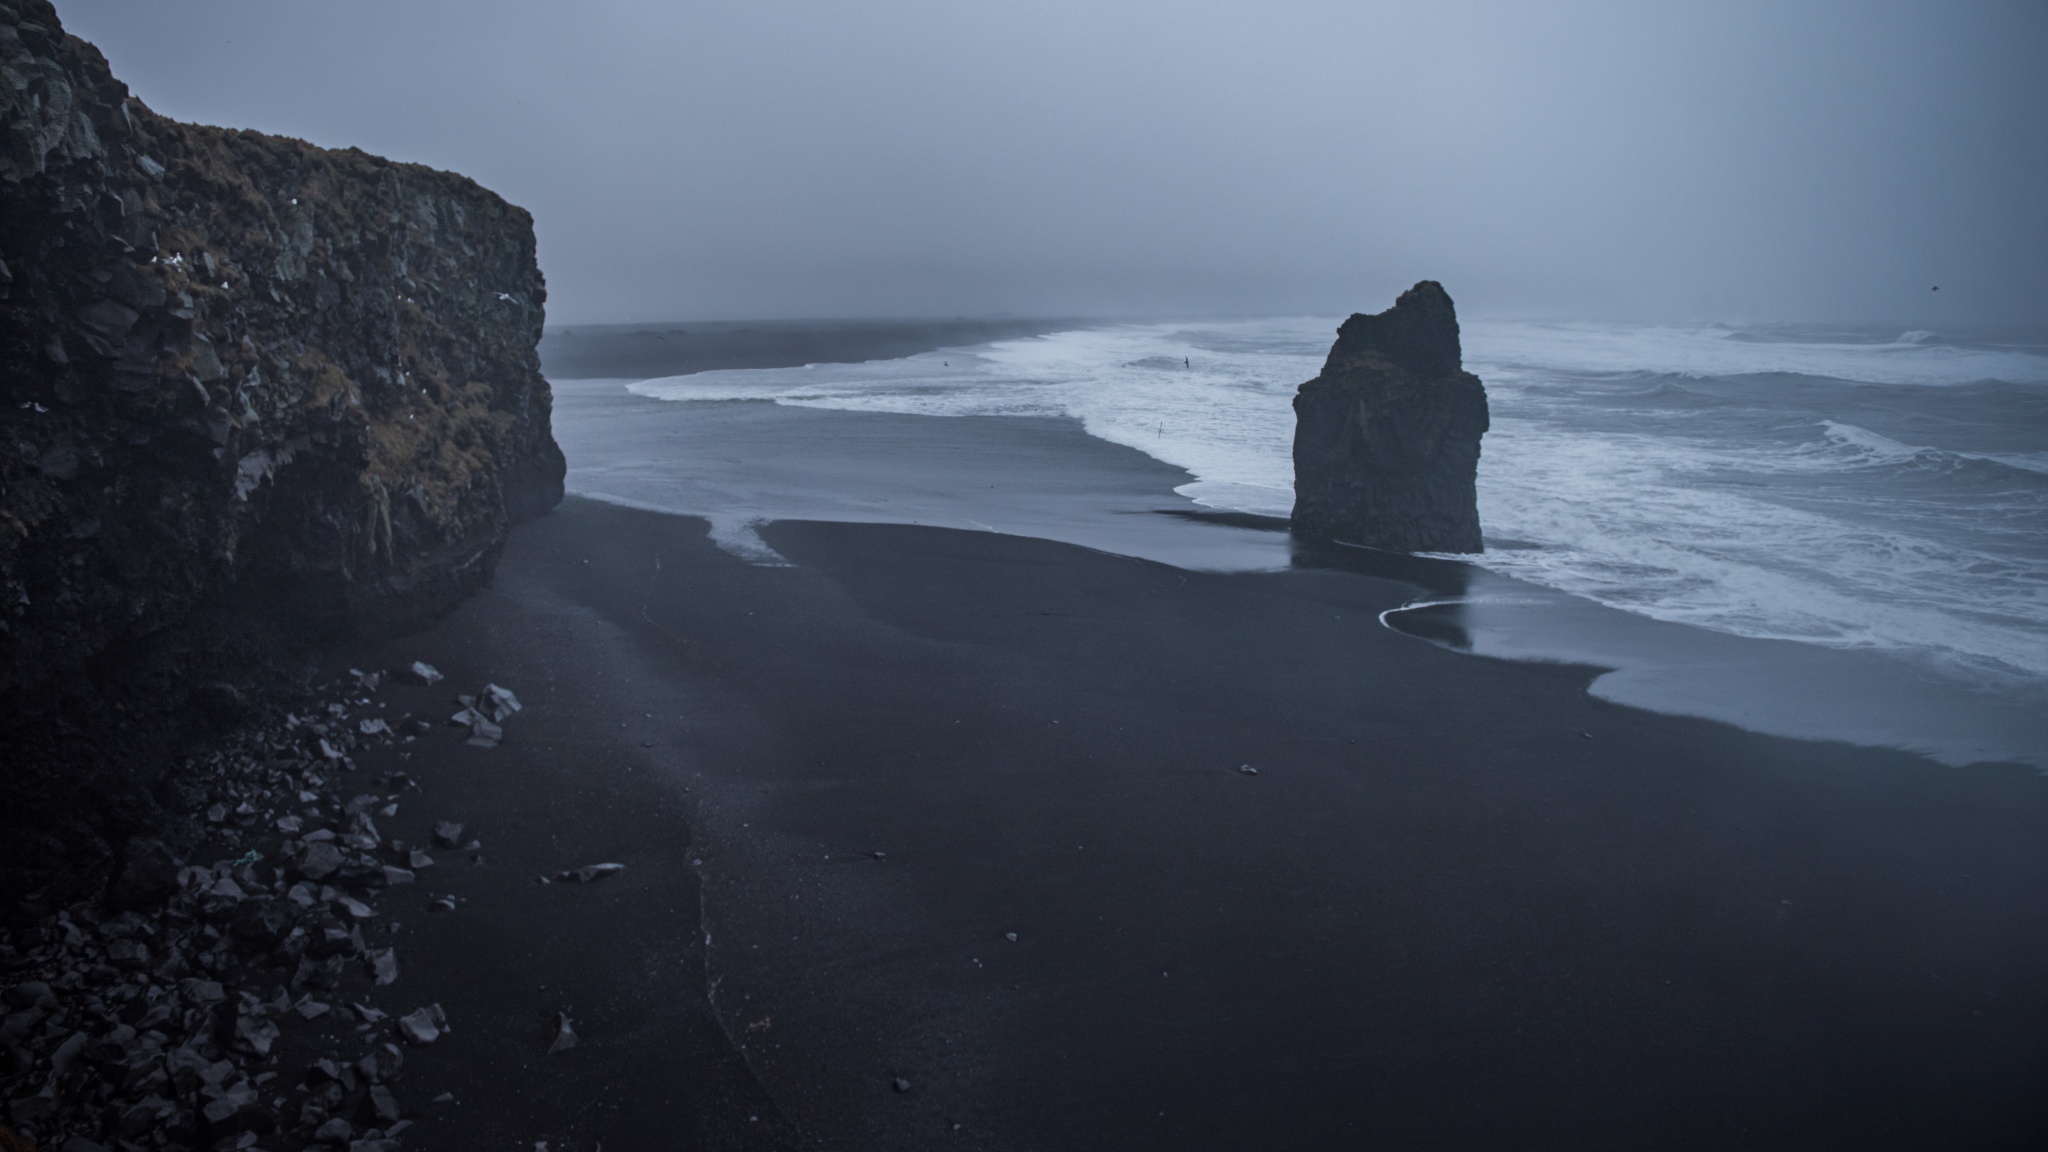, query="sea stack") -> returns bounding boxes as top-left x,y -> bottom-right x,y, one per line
1290,281 -> 1489,552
